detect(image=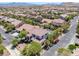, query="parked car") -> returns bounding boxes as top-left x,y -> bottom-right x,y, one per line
11,30 -> 20,34
5,31 -> 9,33
53,39 -> 59,44
10,30 -> 20,37
76,34 -> 79,38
